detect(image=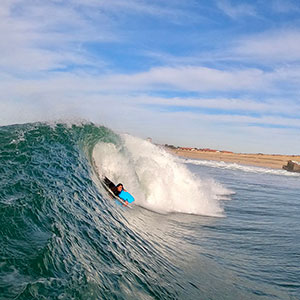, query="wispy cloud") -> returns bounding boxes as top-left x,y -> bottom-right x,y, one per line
235,30 -> 300,62
271,0 -> 300,13
2,63 -> 300,101
138,96 -> 300,117
0,1 -> 116,72
99,66 -> 269,92
75,0 -> 192,21
153,110 -> 300,130
216,0 -> 257,19
0,0 -> 203,74
0,65 -> 274,95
